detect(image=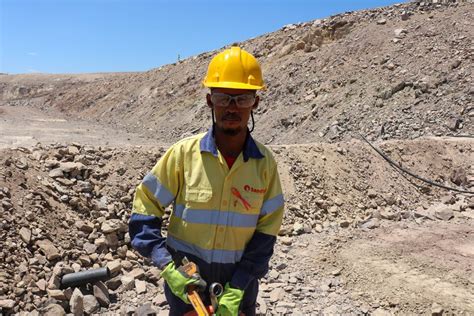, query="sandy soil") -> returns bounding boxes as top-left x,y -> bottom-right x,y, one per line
0,105 -> 160,149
